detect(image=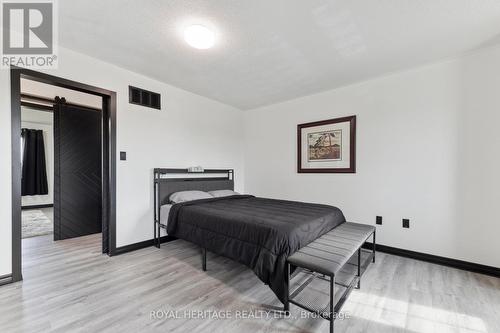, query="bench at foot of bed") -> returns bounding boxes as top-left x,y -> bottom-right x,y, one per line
285,222 -> 376,333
